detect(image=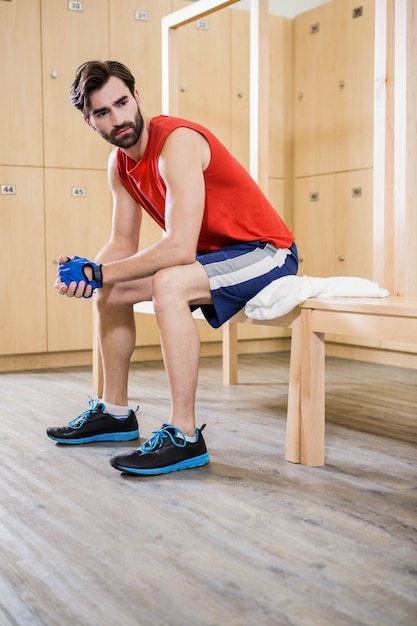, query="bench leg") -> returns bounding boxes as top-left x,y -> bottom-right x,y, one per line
92,302 -> 103,398
300,309 -> 325,467
222,321 -> 238,384
285,314 -> 302,463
